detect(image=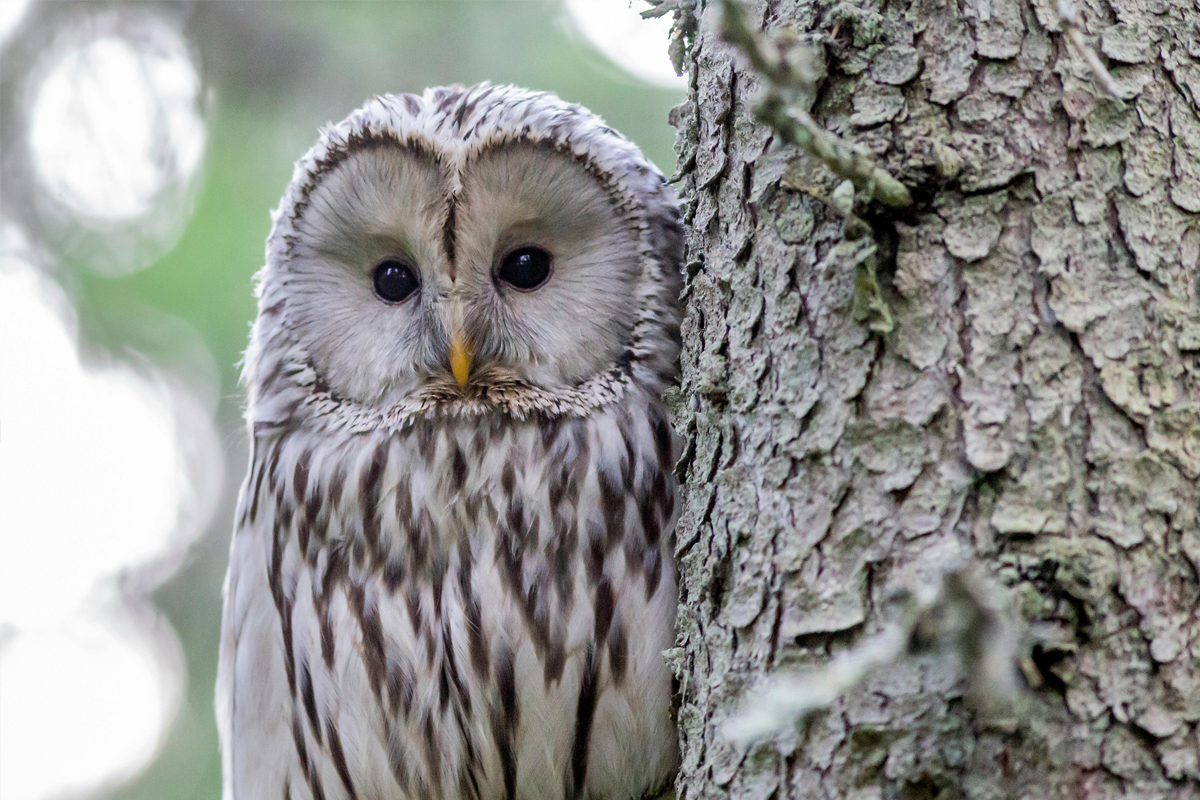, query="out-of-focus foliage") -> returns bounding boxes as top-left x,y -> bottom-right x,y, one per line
0,3 -> 682,799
